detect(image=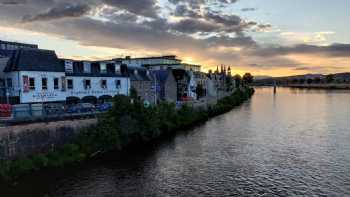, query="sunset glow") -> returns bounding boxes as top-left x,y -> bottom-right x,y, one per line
0,0 -> 349,77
